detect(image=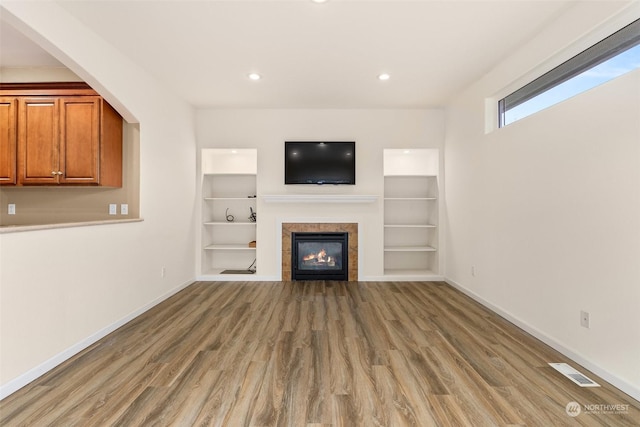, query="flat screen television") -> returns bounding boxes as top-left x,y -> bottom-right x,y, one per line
285,141 -> 355,185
